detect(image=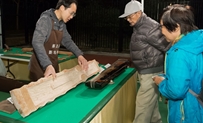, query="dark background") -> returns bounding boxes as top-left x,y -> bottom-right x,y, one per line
0,0 -> 202,53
